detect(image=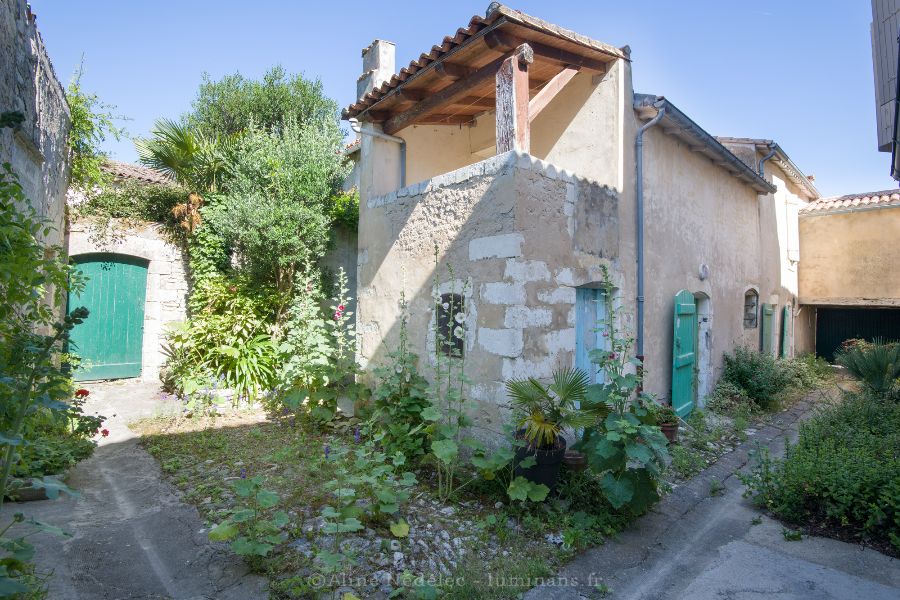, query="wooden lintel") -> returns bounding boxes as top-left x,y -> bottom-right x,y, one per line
435,62 -> 476,80
495,44 -> 533,154
485,29 -> 610,72
383,54 -> 511,135
528,66 -> 580,122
